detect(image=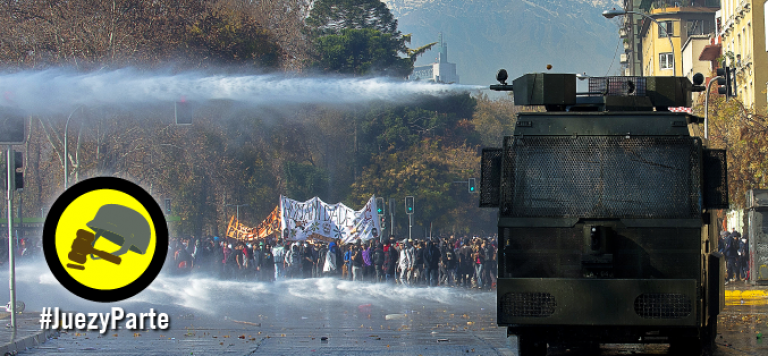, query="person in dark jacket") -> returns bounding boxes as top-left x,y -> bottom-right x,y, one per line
252,243 -> 262,280
725,230 -> 741,282
739,234 -> 749,281
262,244 -> 275,282
351,246 -> 364,281
301,242 -> 314,279
718,231 -> 727,254
457,239 -> 474,288
423,238 -> 441,287
372,243 -> 385,282
384,239 -> 398,283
